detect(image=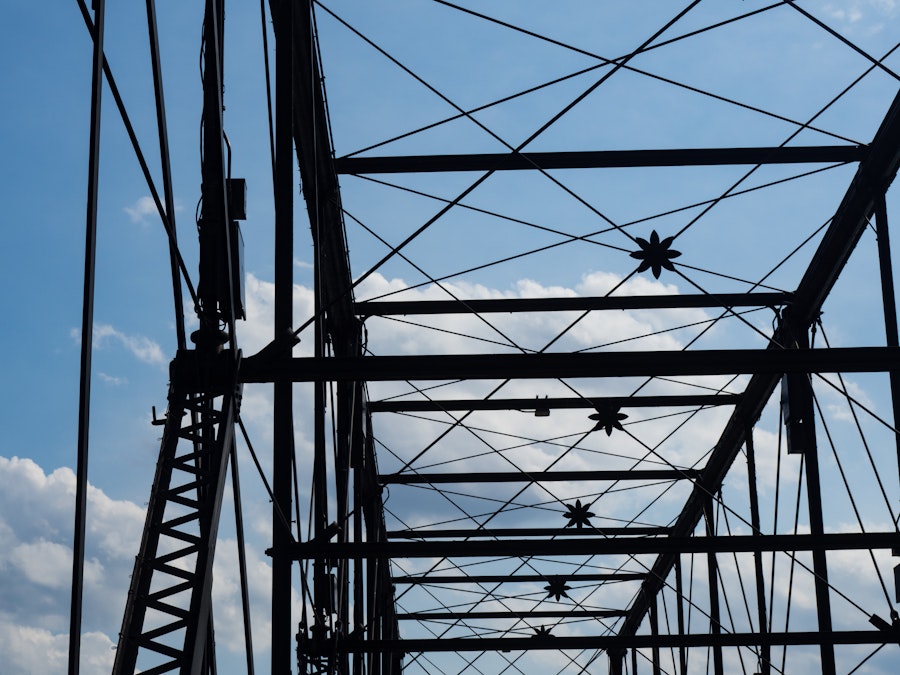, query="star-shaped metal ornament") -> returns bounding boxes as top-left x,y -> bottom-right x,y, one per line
629,230 -> 682,278
544,576 -> 572,601
562,499 -> 596,529
588,406 -> 628,435
533,625 -> 554,638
